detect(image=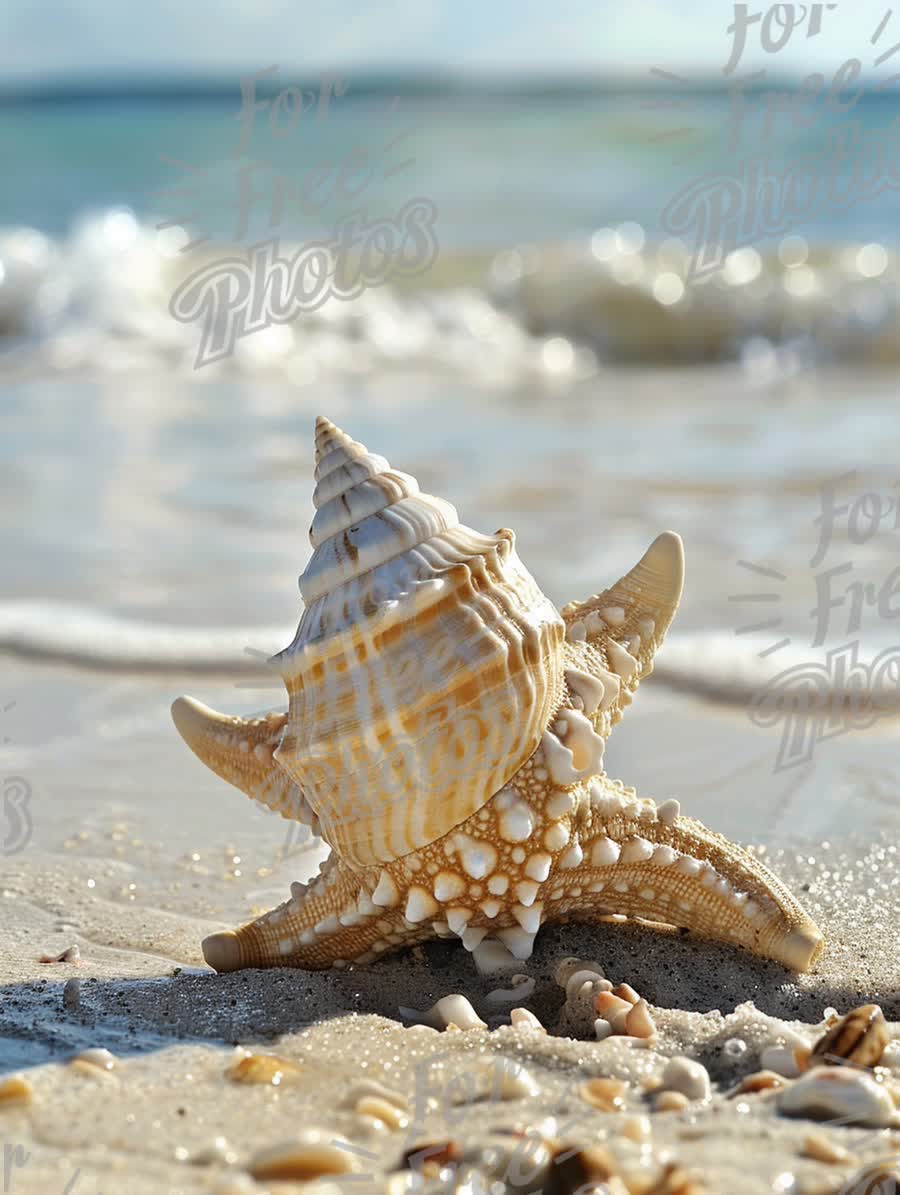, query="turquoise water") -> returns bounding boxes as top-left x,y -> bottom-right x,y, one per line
2,84 -> 900,248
